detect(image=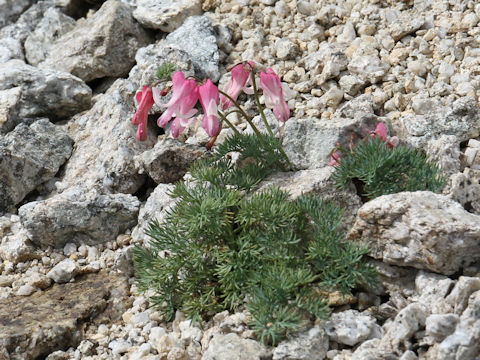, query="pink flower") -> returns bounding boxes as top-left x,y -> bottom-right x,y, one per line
132,86 -> 155,141
157,72 -> 198,134
370,123 -> 398,148
260,68 -> 290,123
329,151 -> 341,166
199,79 -> 221,137
220,62 -> 254,109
